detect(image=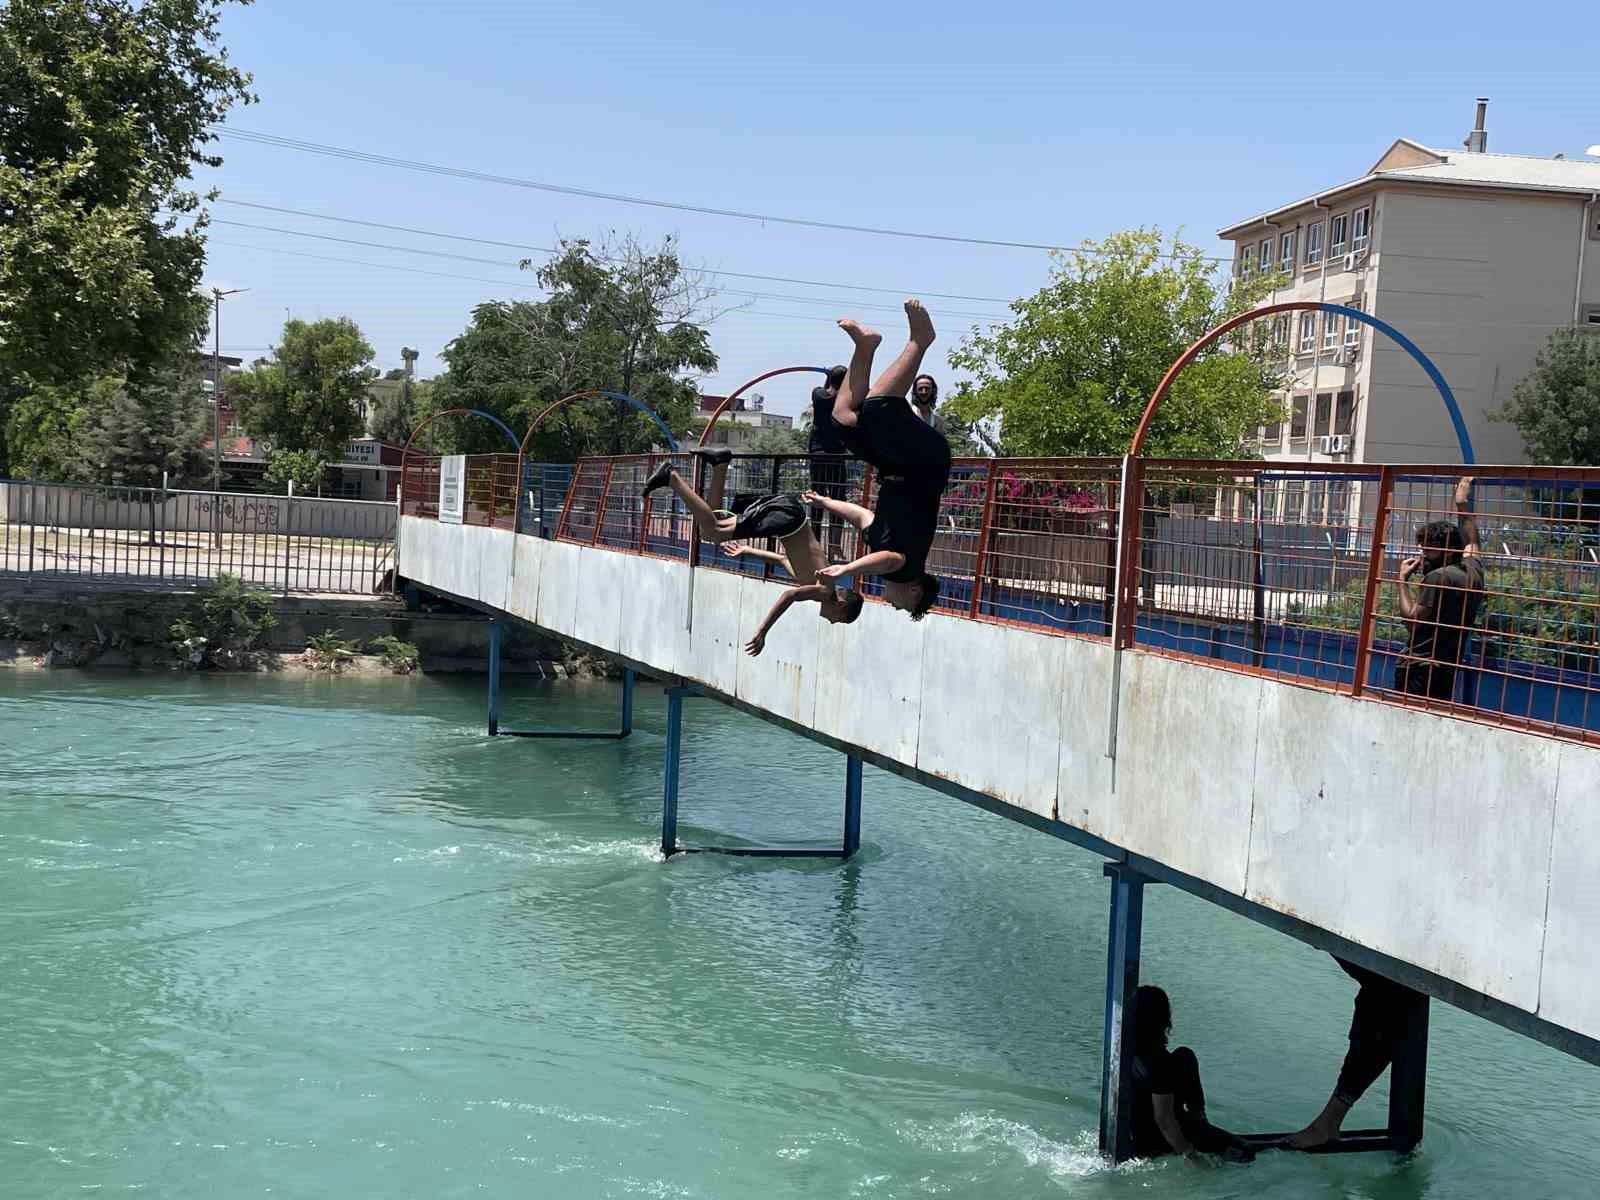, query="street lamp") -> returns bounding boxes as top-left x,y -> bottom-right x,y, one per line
210,286 -> 248,548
